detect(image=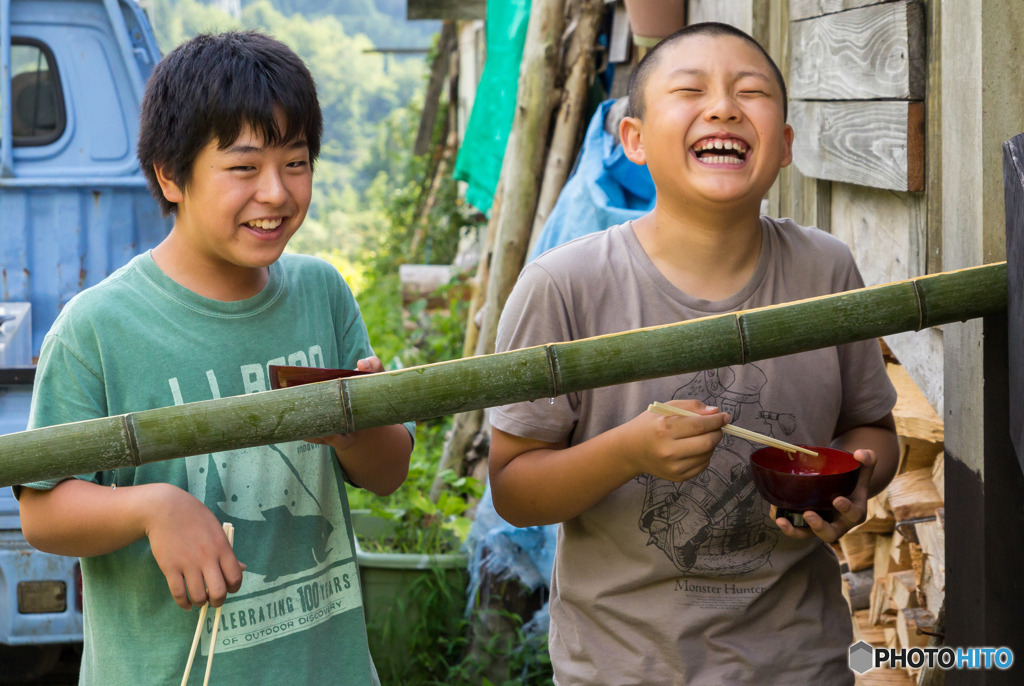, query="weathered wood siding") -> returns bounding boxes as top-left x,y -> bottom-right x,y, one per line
790,100 -> 924,191
766,0 -> 939,399
829,182 -> 941,411
788,0 -> 925,191
790,0 -> 896,22
789,1 -> 924,100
